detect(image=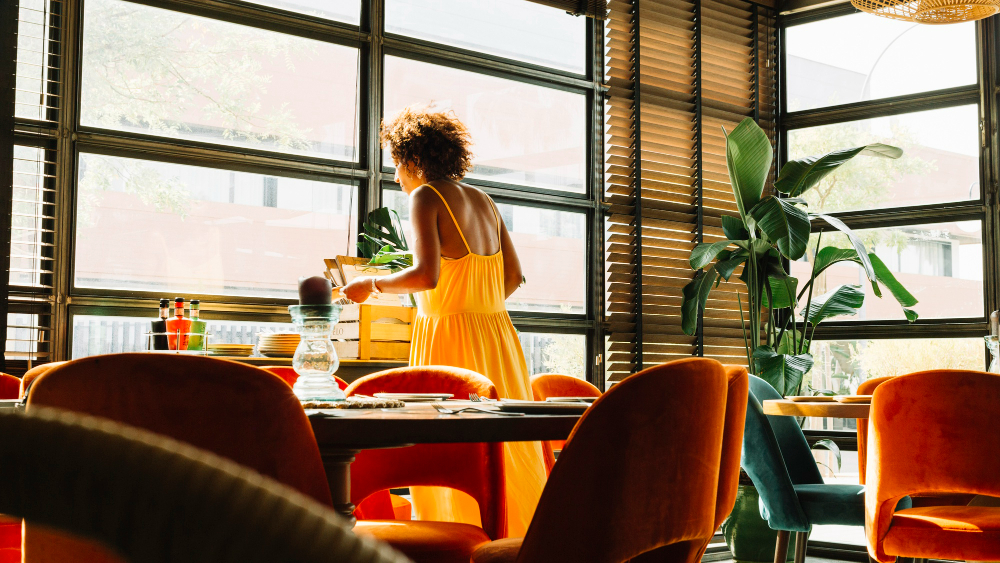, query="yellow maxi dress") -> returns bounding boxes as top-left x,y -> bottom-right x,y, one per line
407,185 -> 548,538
